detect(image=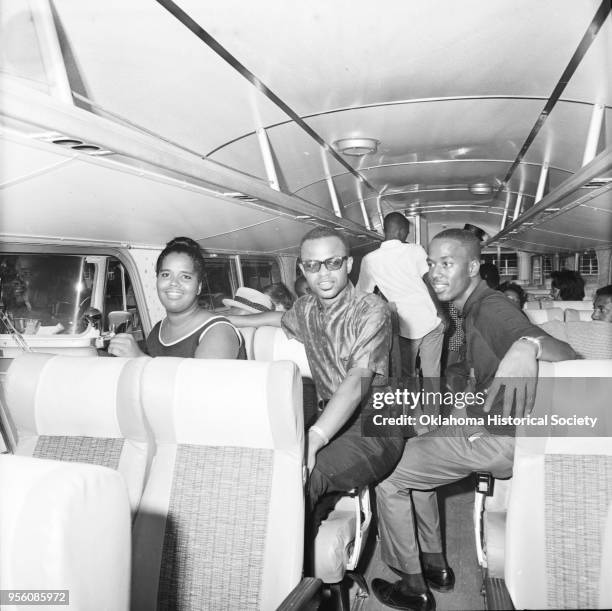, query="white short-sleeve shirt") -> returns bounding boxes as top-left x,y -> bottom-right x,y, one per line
356,240 -> 440,339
